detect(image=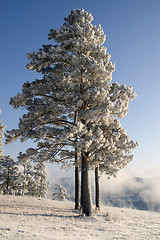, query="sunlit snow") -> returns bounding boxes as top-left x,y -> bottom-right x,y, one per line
0,195 -> 160,240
